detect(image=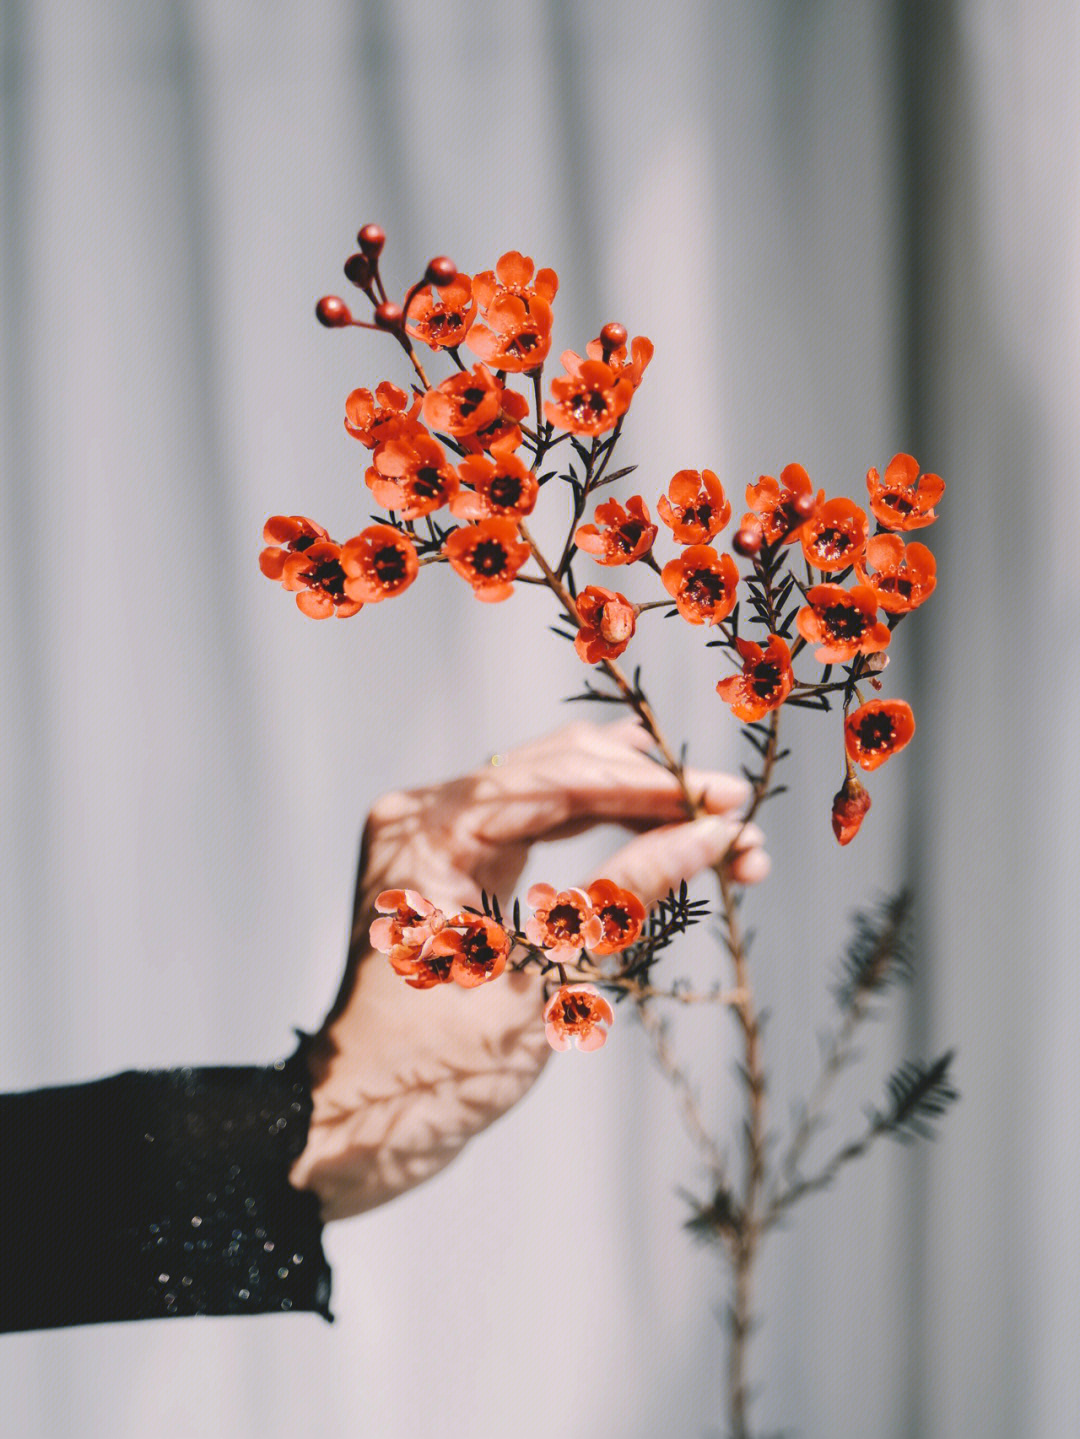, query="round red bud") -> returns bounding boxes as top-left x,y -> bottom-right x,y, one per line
733,523 -> 763,556
357,223 -> 386,257
374,302 -> 404,331
599,321 -> 628,351
791,491 -> 817,521
344,252 -> 373,289
315,295 -> 353,328
425,256 -> 457,288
